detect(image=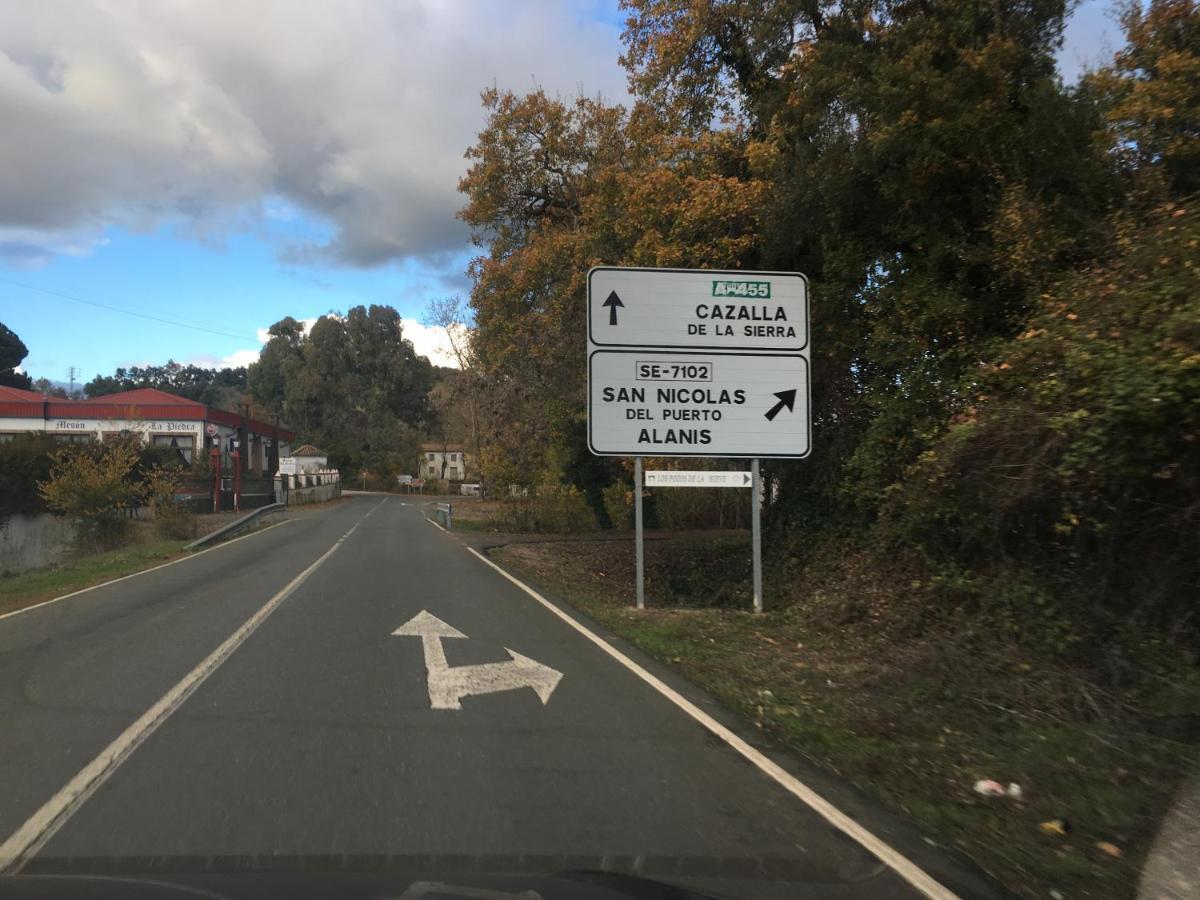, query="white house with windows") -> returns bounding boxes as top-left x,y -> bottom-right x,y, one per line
419,443 -> 469,481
